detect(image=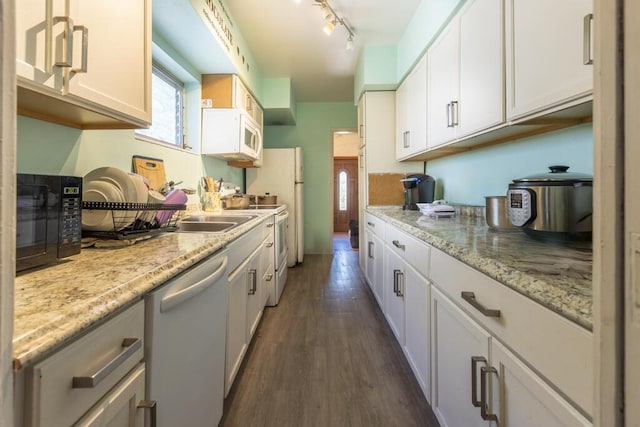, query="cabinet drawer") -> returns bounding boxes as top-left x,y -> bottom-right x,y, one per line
25,301 -> 145,427
227,224 -> 264,274
364,212 -> 386,238
429,248 -> 593,416
385,224 -> 430,278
